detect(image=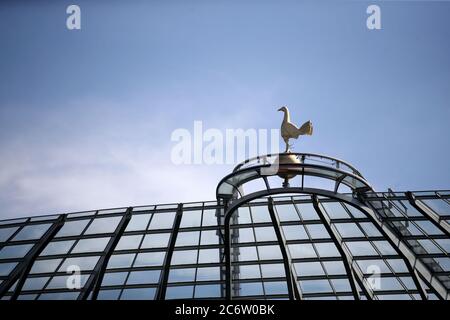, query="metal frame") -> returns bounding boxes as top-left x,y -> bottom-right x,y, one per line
267,197 -> 302,300
405,191 -> 450,237
78,207 -> 133,300
0,214 -> 66,299
155,203 -> 183,300
222,187 -> 438,300
311,195 -> 366,300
